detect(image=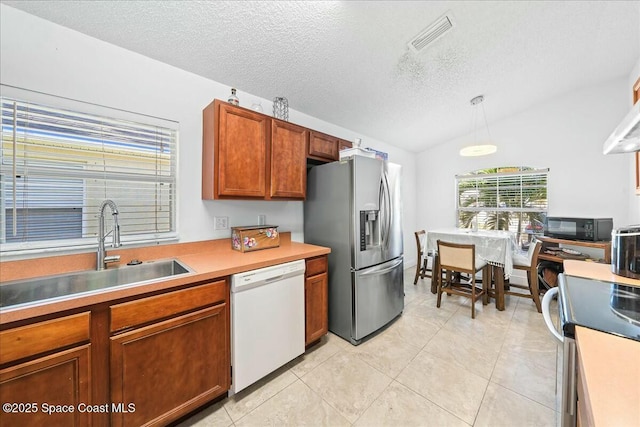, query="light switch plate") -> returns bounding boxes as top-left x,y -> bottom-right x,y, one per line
214,216 -> 229,230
